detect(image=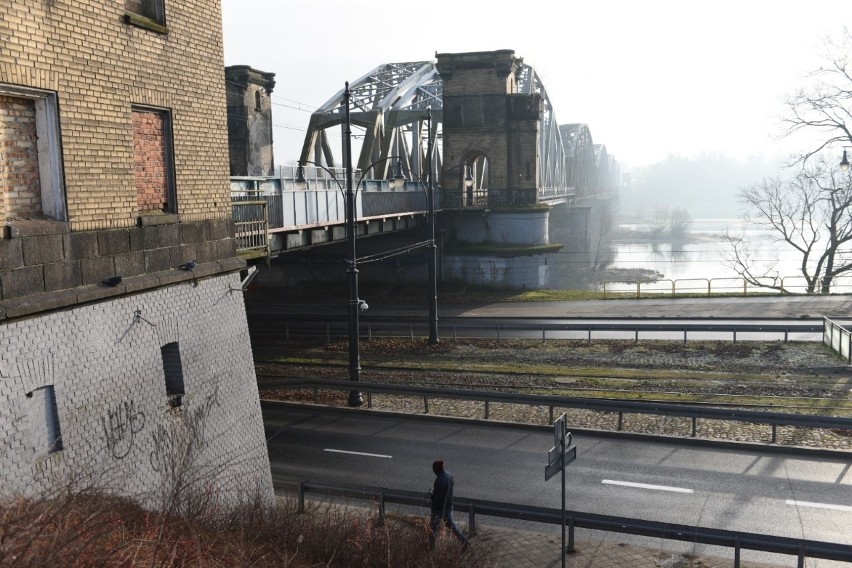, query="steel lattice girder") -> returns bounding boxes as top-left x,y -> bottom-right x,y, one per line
300,61 -> 442,182
301,59 -> 605,195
